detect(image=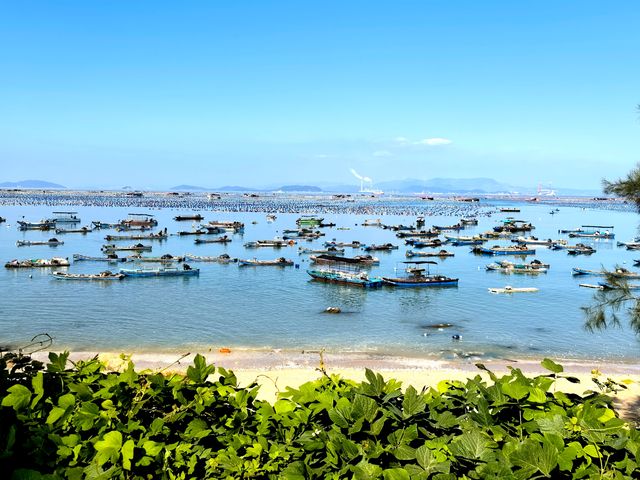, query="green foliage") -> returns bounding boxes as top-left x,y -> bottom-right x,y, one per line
1,353 -> 638,479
